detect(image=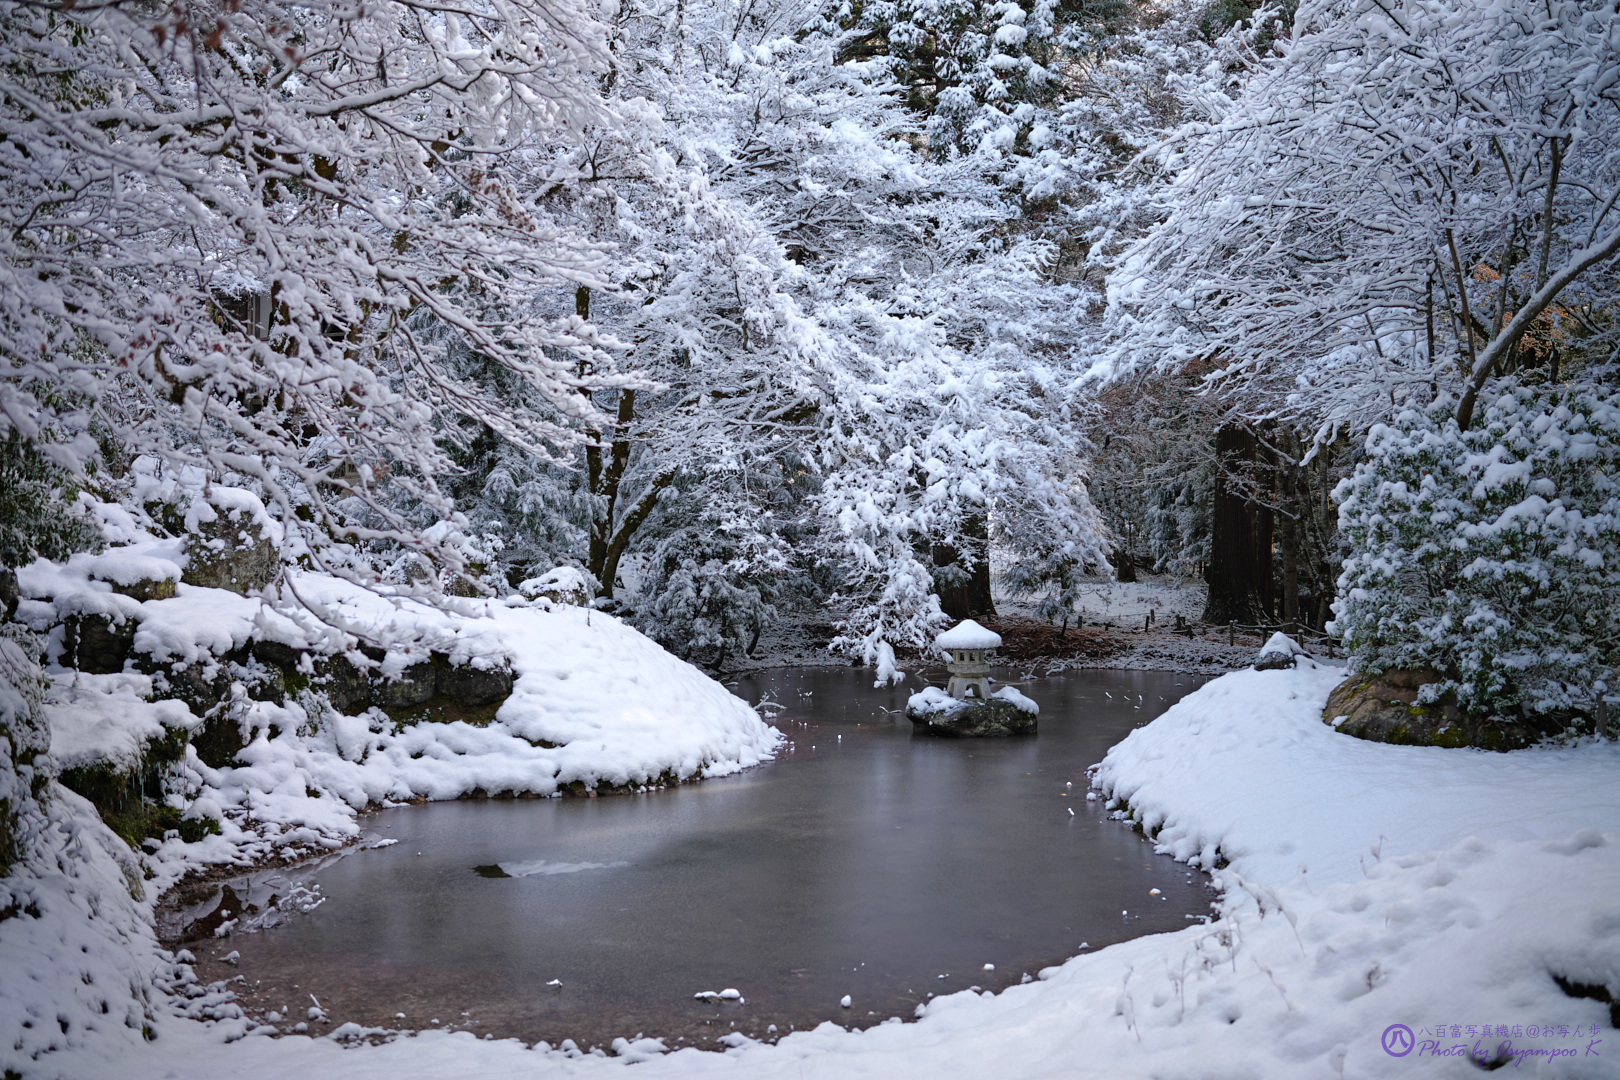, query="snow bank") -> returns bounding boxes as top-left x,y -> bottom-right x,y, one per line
131,587 -> 778,880
0,784 -> 171,1066
20,542 -> 779,860
45,673 -> 199,773
39,829 -> 1620,1080
1092,662 -> 1620,884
